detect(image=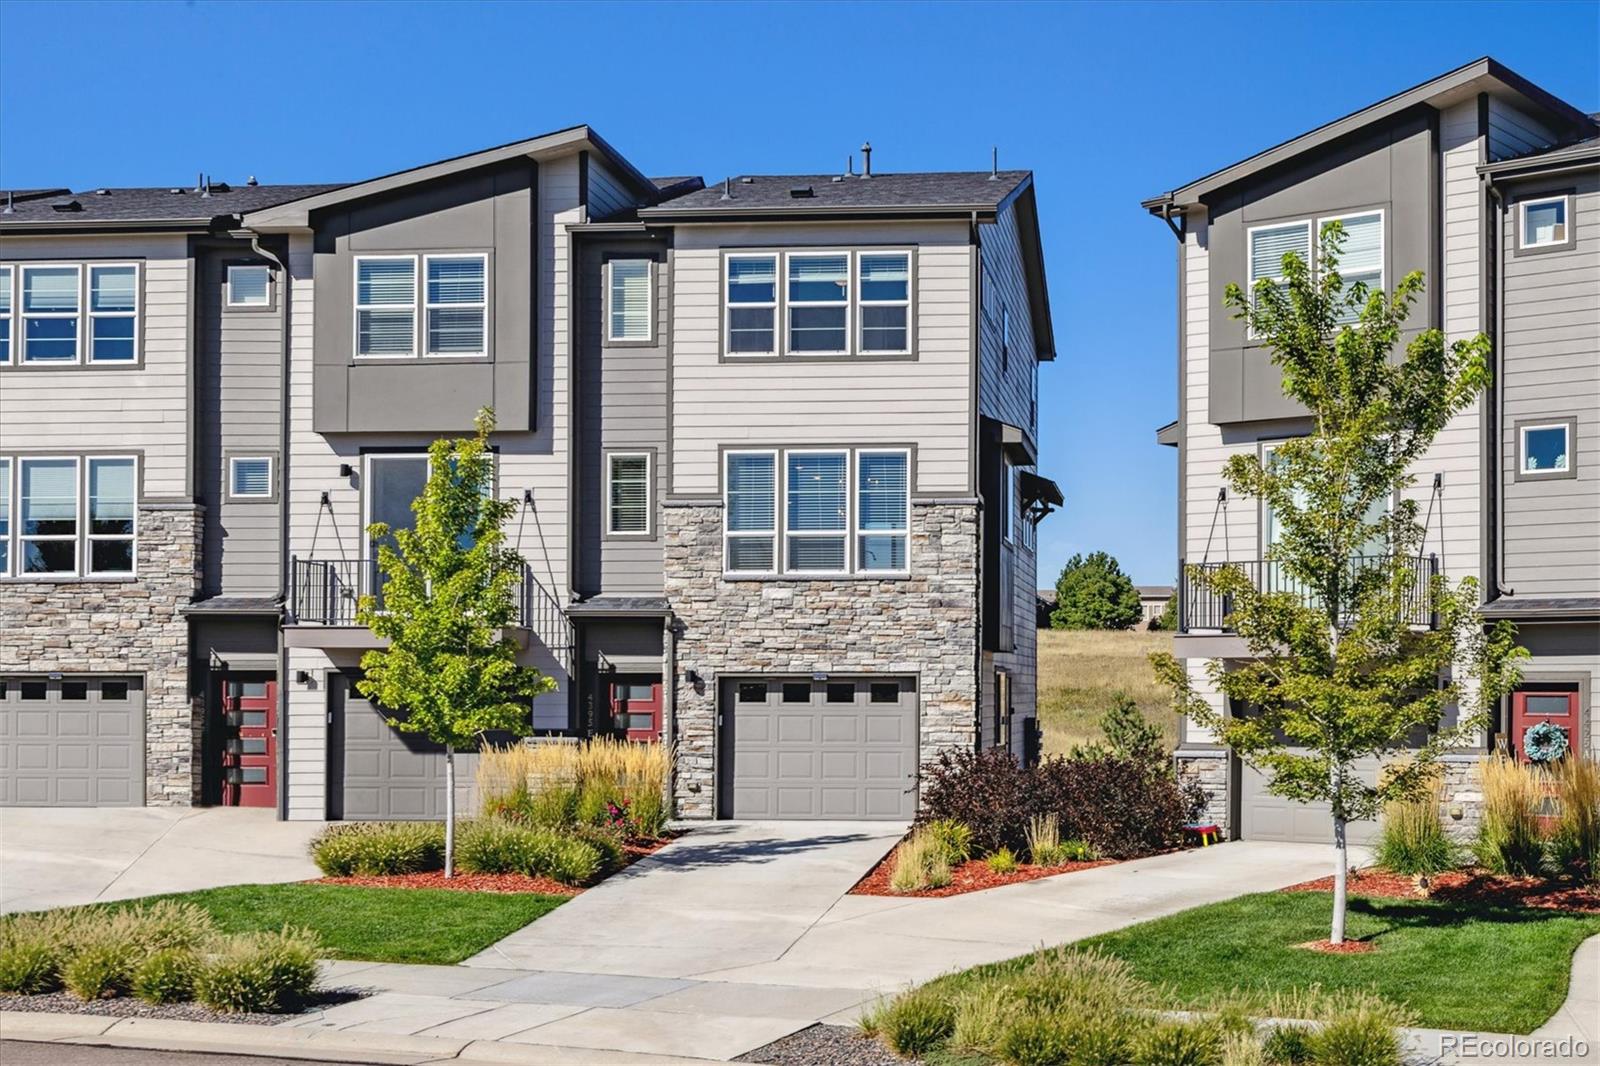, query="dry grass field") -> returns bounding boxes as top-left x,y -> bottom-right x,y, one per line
1036,628 -> 1179,757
